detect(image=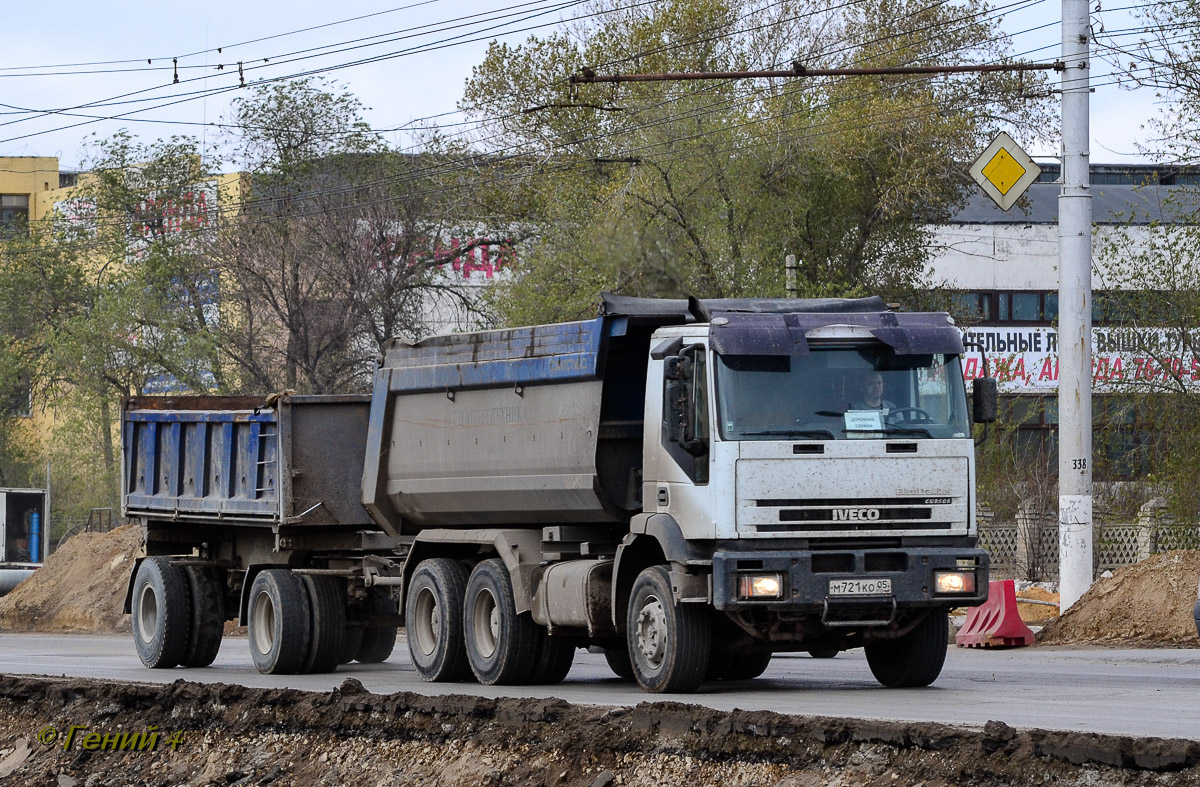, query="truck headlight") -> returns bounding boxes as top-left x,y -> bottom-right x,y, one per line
738,574 -> 783,600
934,570 -> 976,595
